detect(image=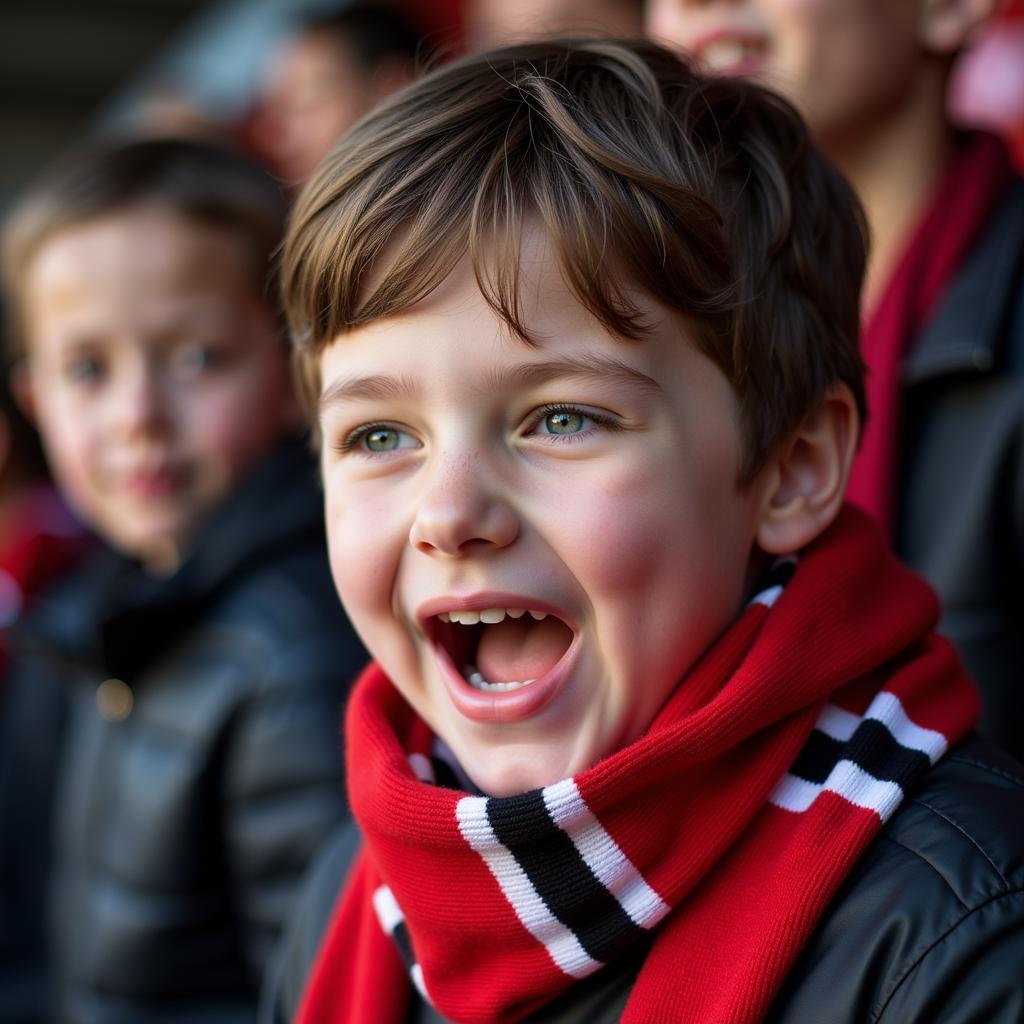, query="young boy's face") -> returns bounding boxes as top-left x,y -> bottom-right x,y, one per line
318,228 -> 773,795
646,0 -> 925,147
22,206 -> 295,572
